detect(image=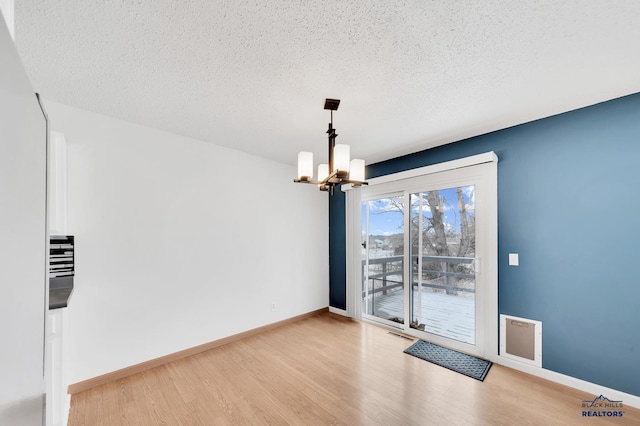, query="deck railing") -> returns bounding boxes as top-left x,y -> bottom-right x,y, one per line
362,255 -> 475,298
